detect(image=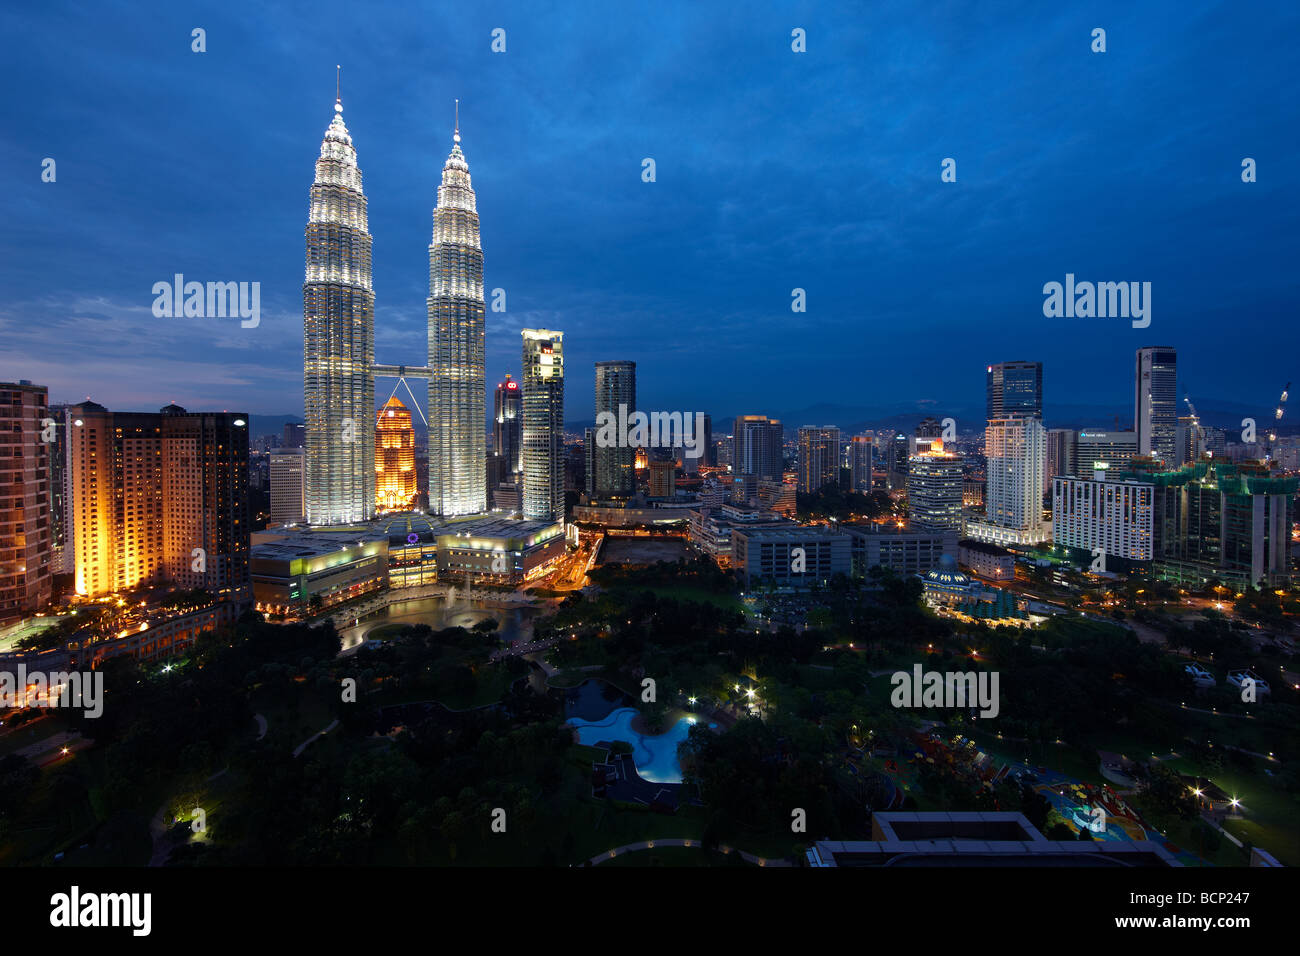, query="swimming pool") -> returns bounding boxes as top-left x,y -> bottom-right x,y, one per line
567,708 -> 713,784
